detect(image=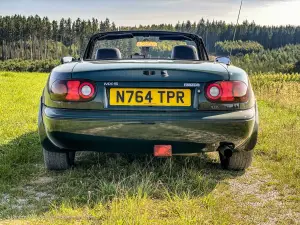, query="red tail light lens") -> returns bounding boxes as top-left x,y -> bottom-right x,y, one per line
66,81 -> 81,101
205,81 -> 248,103
220,81 -> 234,102
50,80 -> 96,101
